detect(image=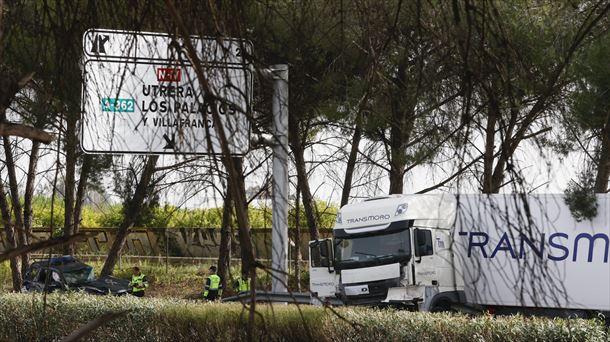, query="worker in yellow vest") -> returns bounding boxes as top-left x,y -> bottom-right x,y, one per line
129,266 -> 149,297
203,265 -> 222,300
233,271 -> 250,294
